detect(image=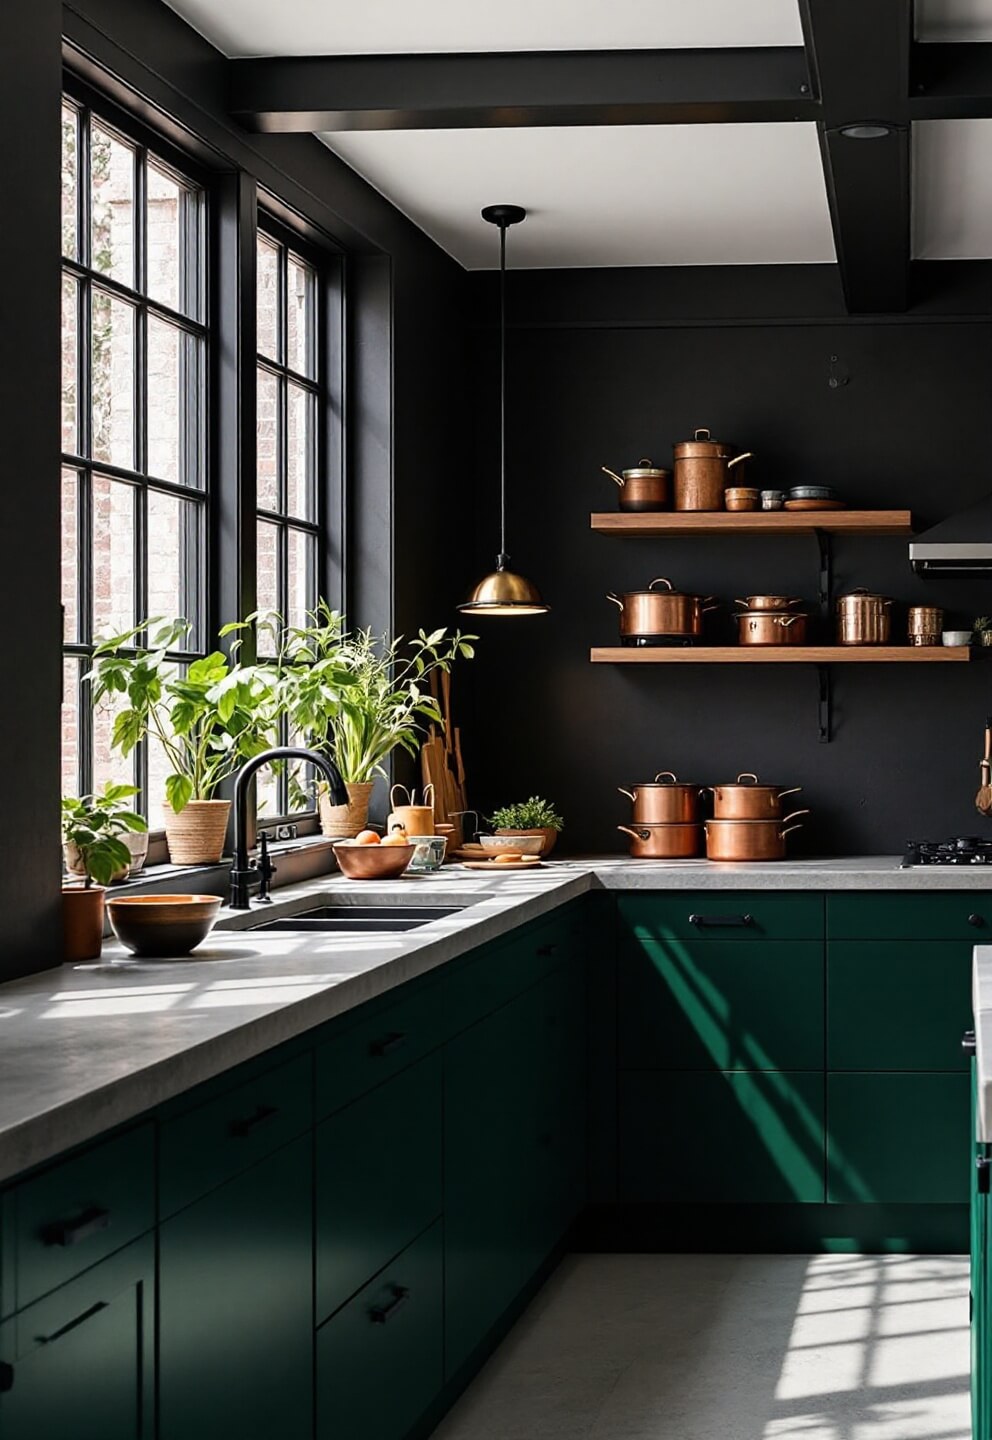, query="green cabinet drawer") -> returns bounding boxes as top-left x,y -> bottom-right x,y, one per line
618,1070 -> 826,1203
316,979 -> 449,1120
827,1073 -> 969,1204
317,1219 -> 443,1440
443,907 -> 583,1039
159,1051 -> 312,1219
828,941 -> 972,1071
0,1235 -> 154,1440
619,937 -> 824,1071
159,1133 -> 313,1440
619,893 -> 824,942
12,1124 -> 154,1312
827,893 -> 992,941
316,1053 -> 442,1324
